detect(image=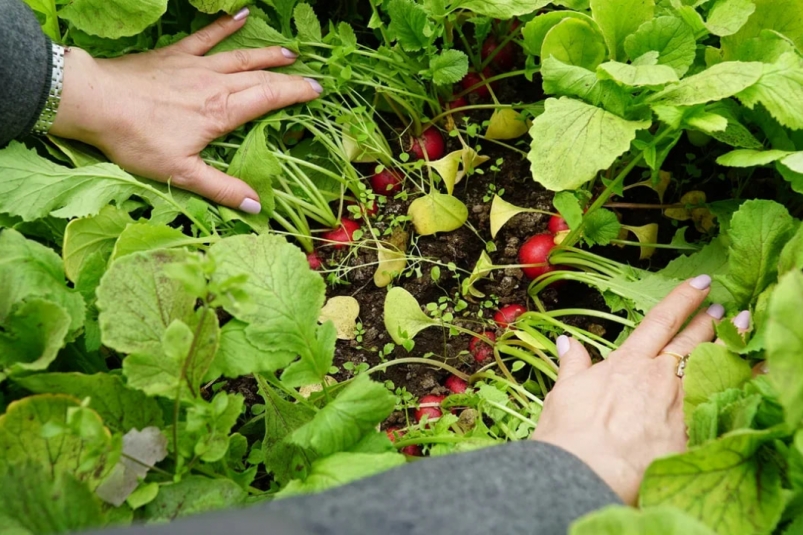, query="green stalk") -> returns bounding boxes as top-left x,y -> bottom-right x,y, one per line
562,128 -> 675,248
